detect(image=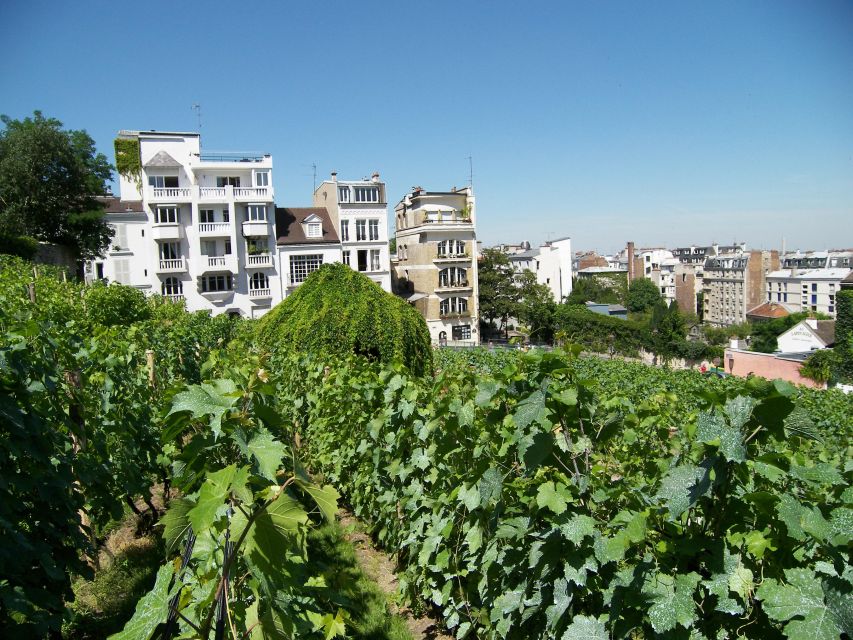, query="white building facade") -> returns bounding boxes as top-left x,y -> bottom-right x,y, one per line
90,131 -> 281,318
533,238 -> 573,302
765,268 -> 851,318
313,172 -> 392,292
